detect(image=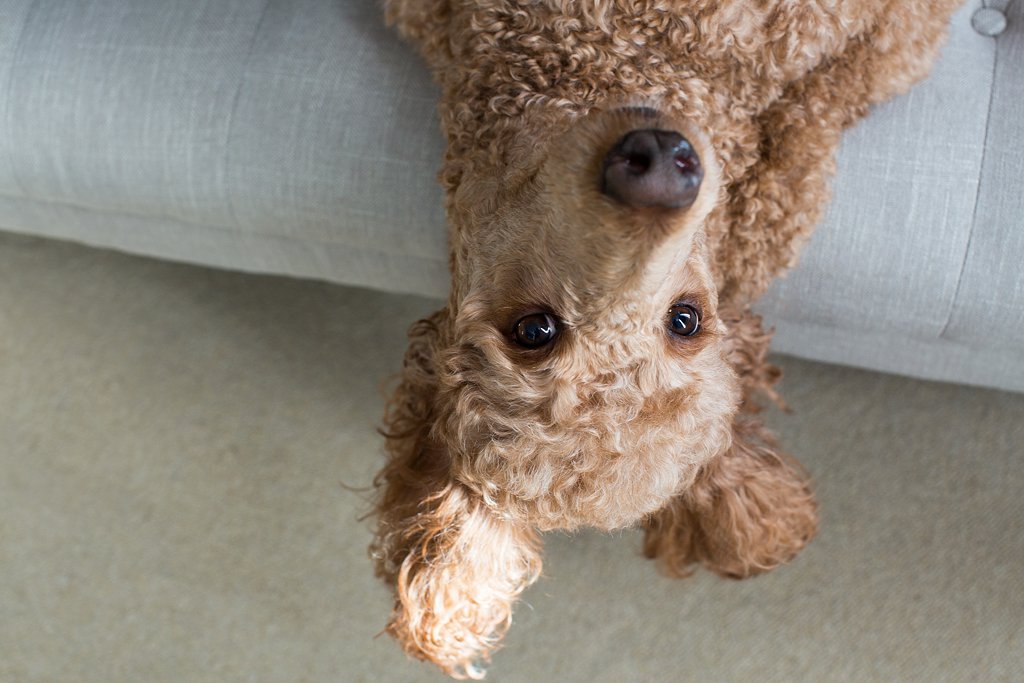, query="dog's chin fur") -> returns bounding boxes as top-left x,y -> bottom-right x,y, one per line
438,298 -> 741,533
373,0 -> 963,677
